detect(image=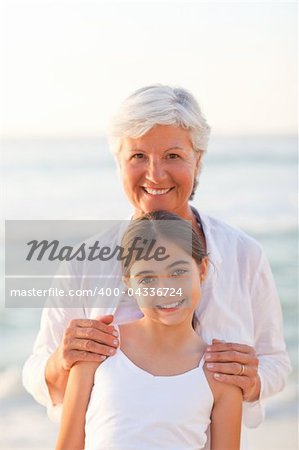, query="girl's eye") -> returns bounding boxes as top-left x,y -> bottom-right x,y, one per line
172,269 -> 188,277
139,276 -> 155,285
